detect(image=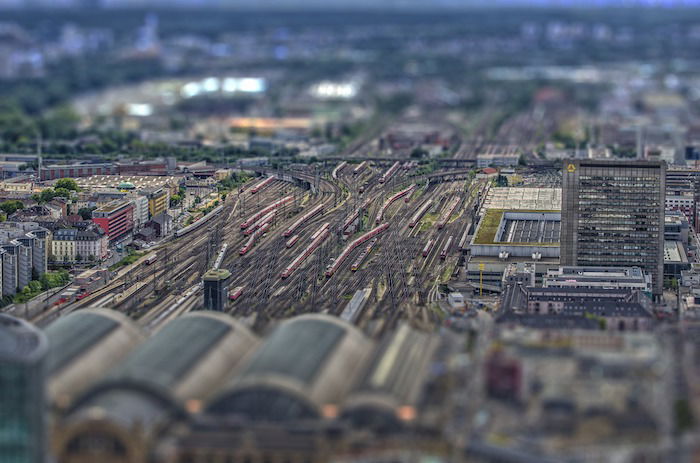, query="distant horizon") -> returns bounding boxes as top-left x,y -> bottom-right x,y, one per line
6,0 -> 700,10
